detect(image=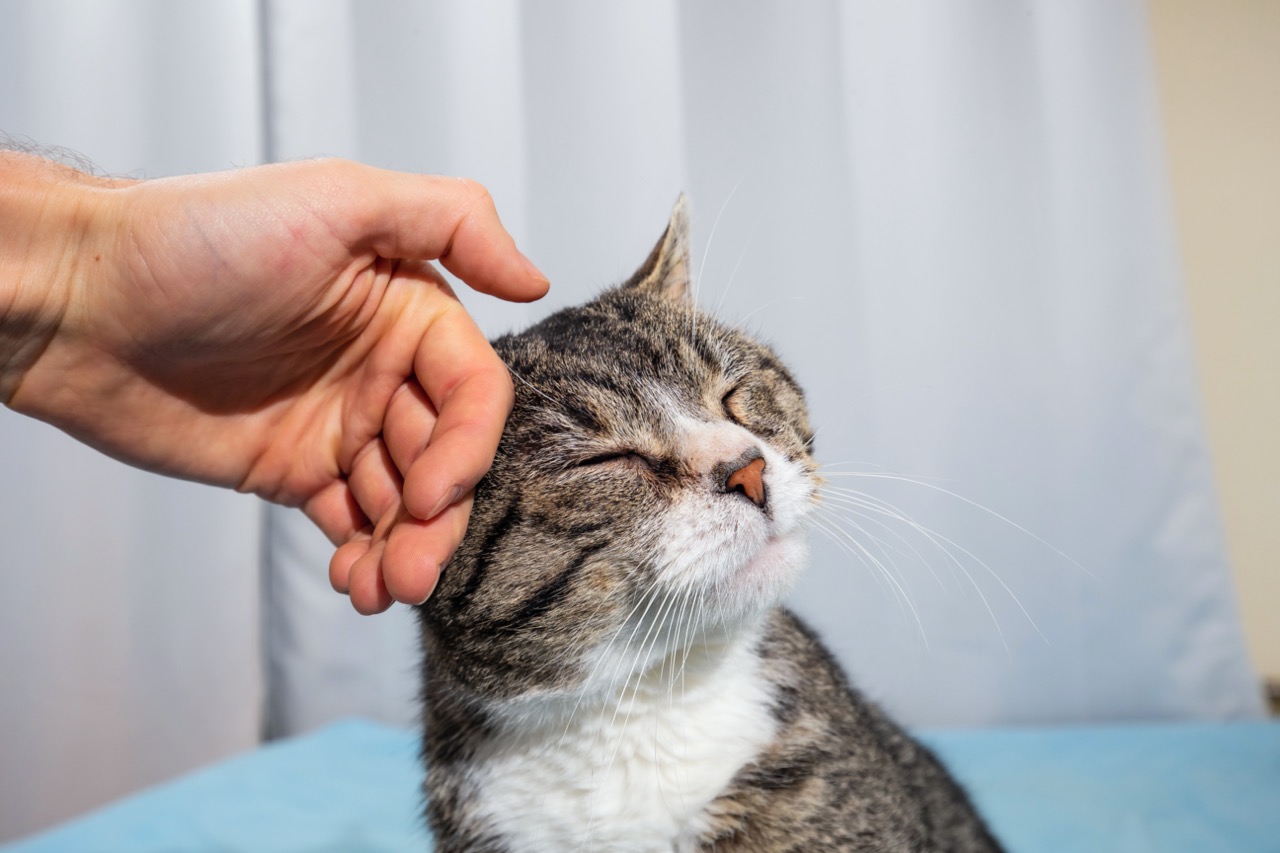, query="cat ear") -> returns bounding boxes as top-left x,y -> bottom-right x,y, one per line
624,194 -> 691,302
